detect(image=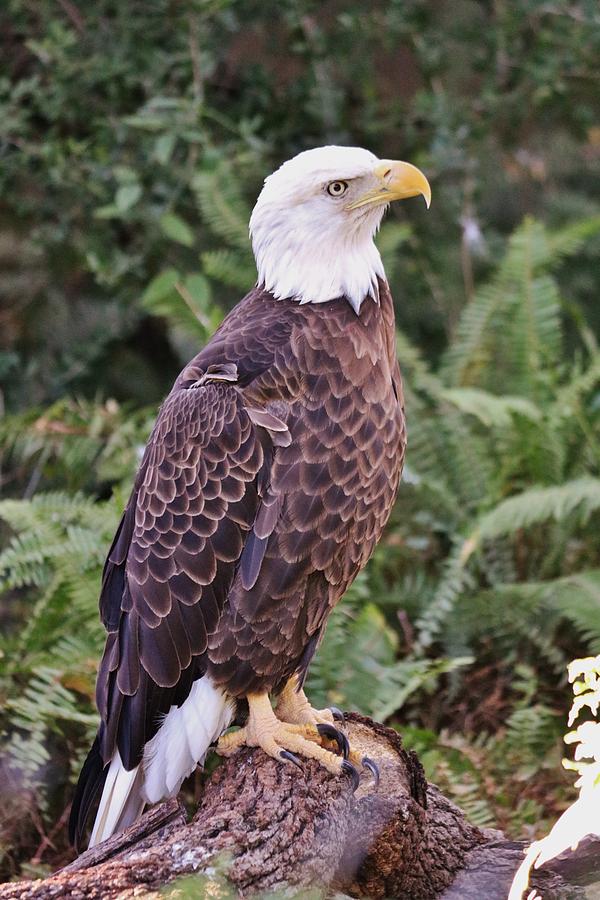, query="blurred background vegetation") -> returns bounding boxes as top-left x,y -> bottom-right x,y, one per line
1,0 -> 600,881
